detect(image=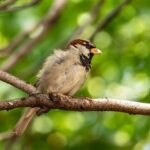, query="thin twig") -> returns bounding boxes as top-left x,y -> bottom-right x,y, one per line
0,0 -> 41,12
0,0 -> 16,10
0,132 -> 16,141
89,0 -> 132,42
